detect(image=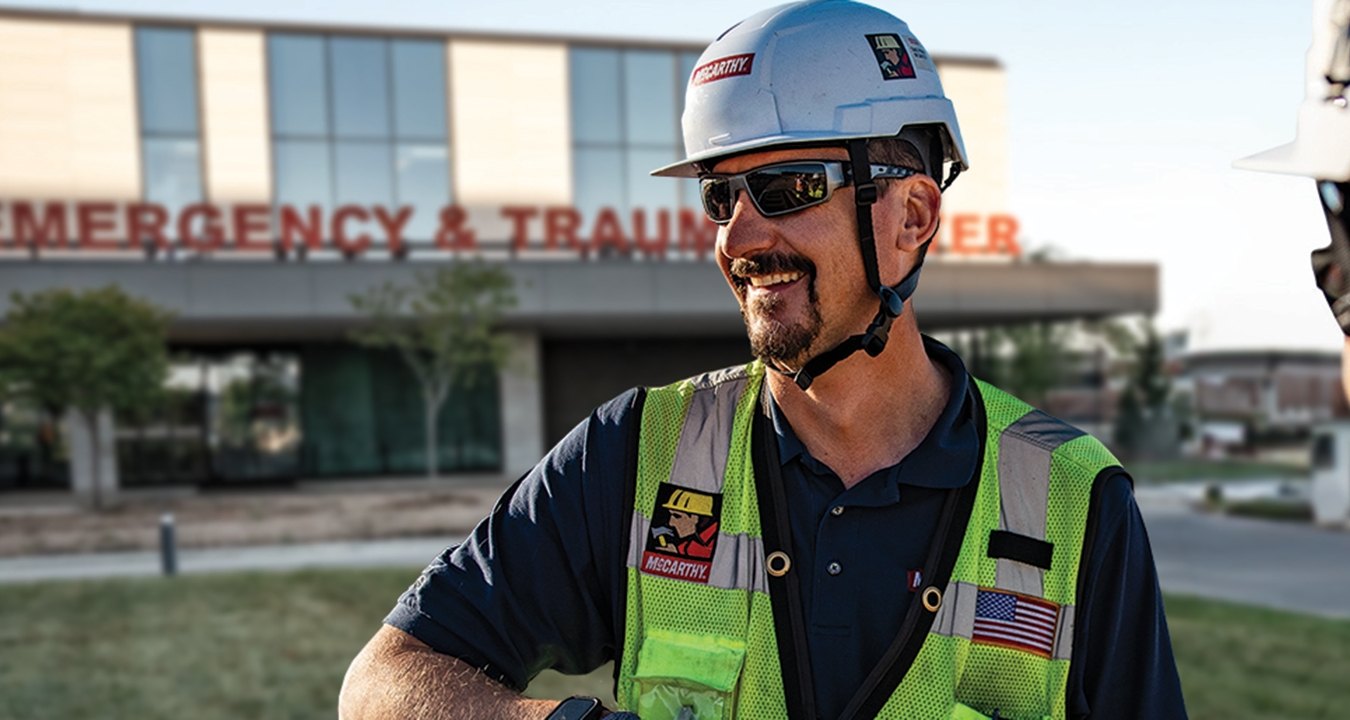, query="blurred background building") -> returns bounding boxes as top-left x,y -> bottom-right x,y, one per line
0,8 -> 1158,493
1180,349 -> 1346,458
